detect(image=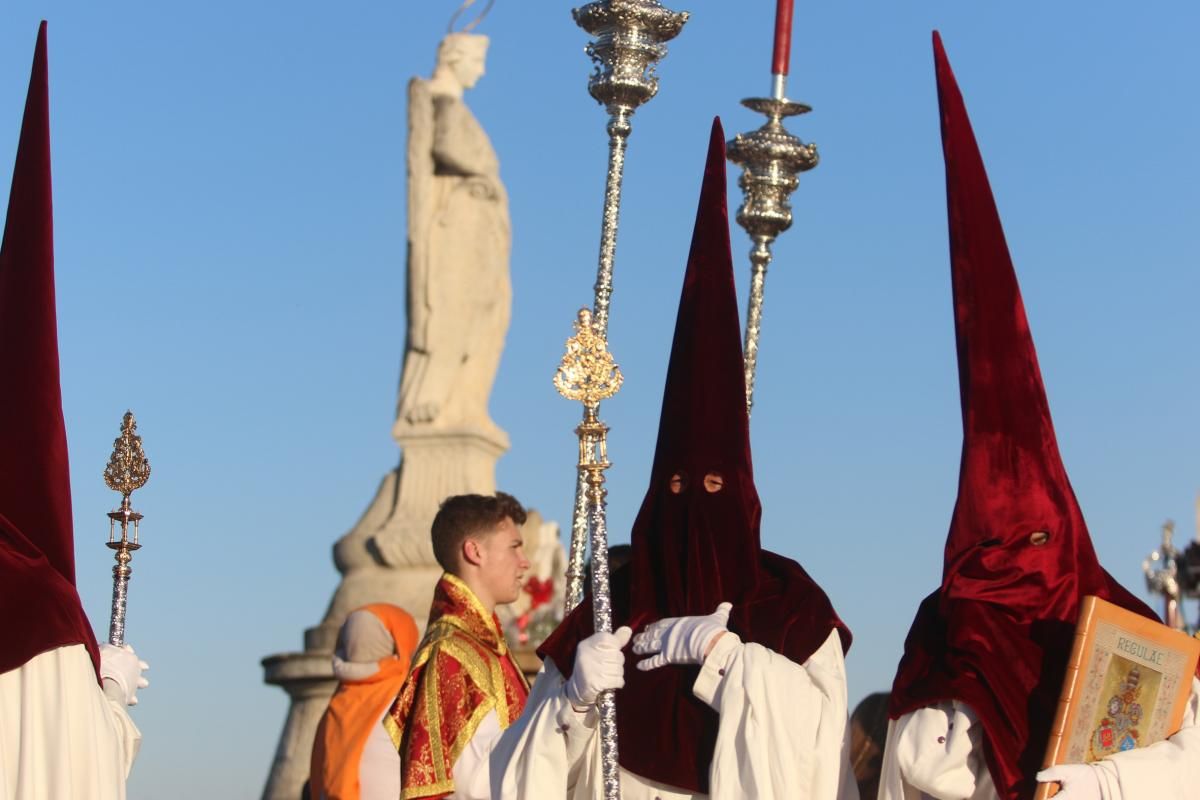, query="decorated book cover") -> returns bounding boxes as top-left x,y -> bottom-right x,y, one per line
1034,595 -> 1200,799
